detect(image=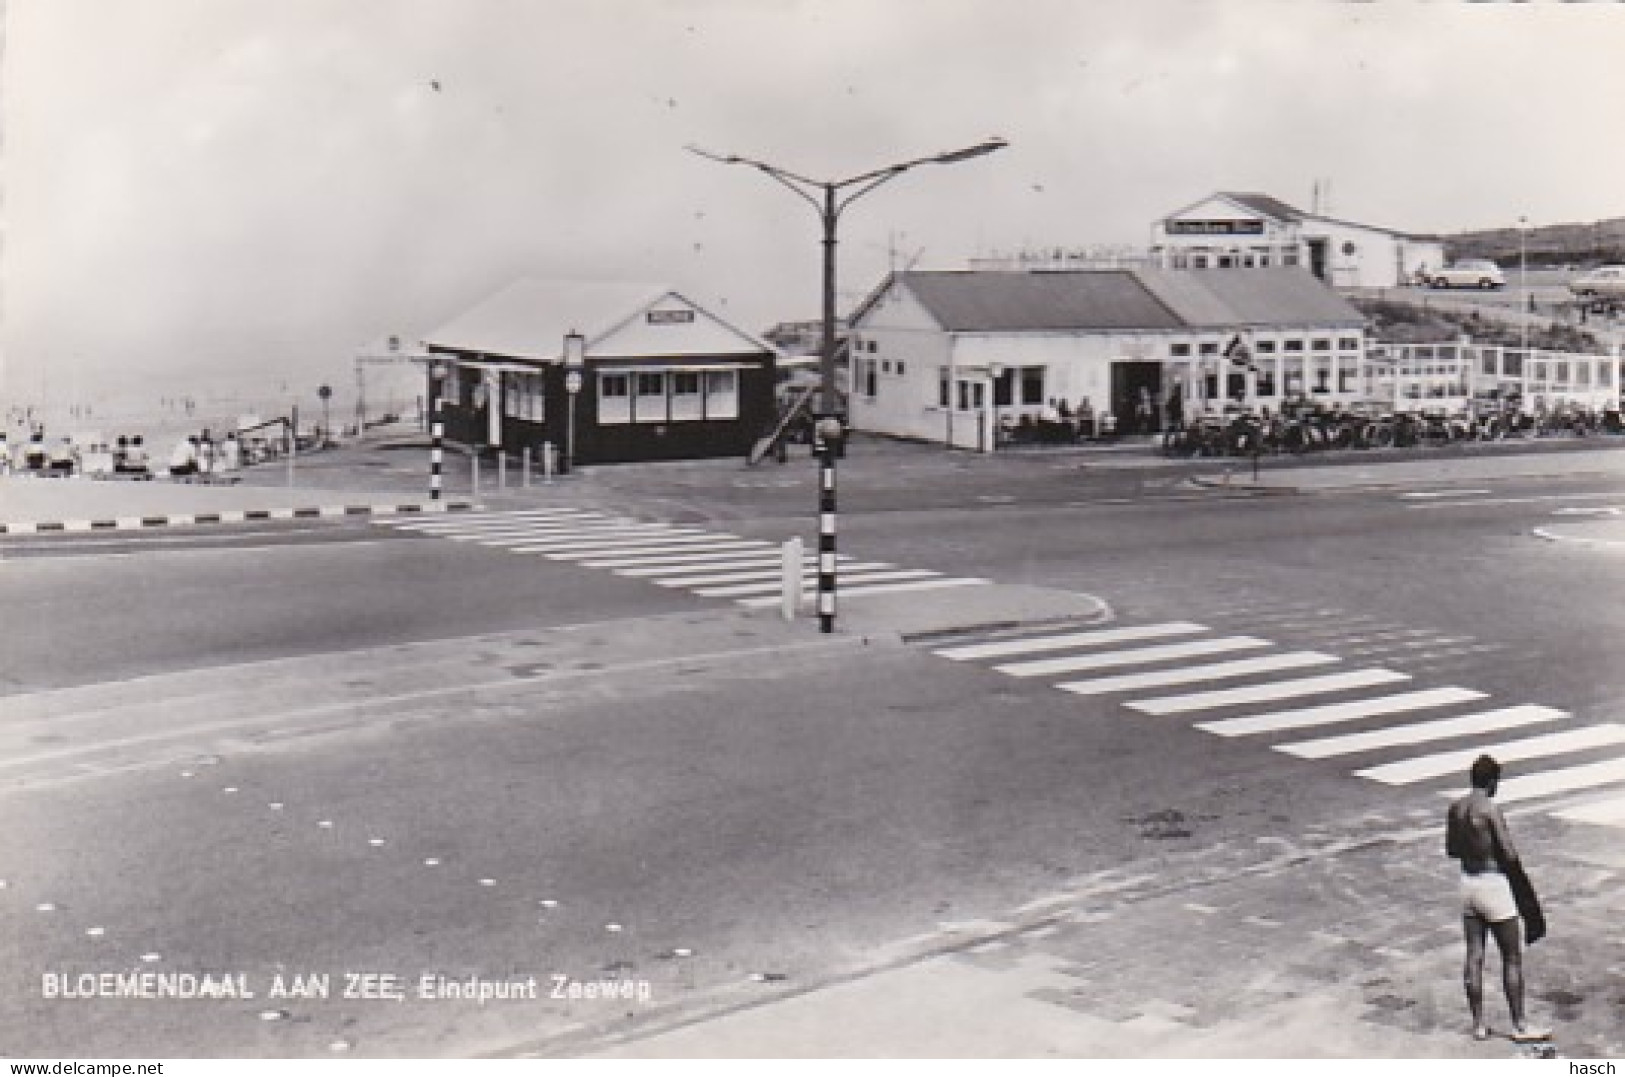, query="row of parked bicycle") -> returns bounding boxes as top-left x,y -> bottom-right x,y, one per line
1161,404 -> 1625,458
